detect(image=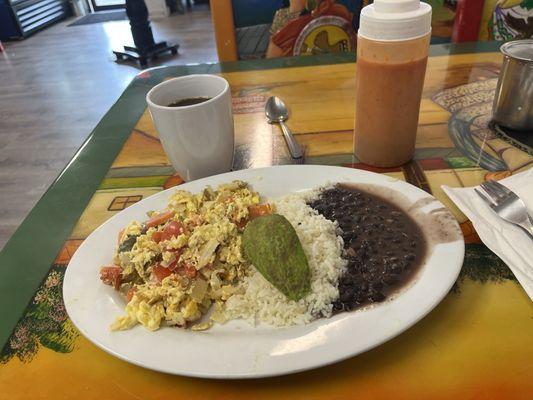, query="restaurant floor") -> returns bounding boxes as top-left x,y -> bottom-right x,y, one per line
0,6 -> 217,250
